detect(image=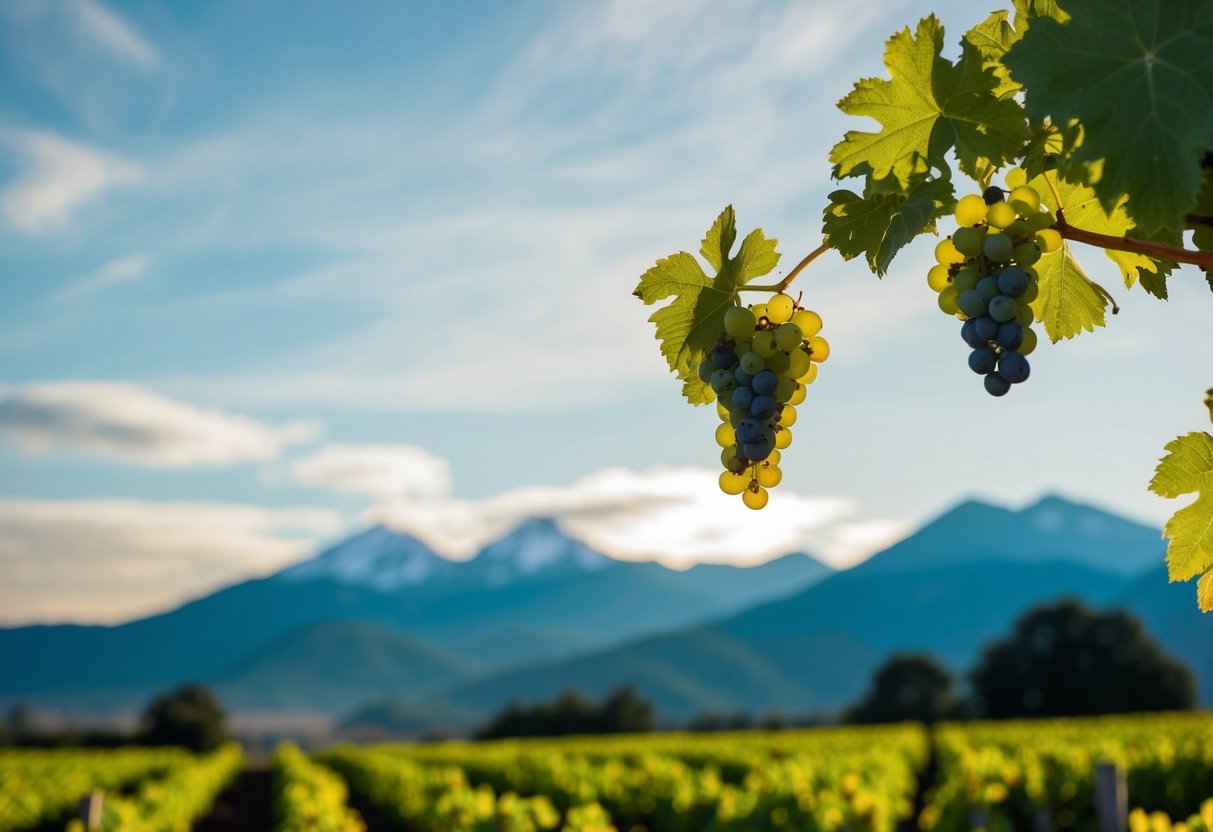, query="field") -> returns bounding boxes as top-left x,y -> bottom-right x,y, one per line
3,714 -> 1213,831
